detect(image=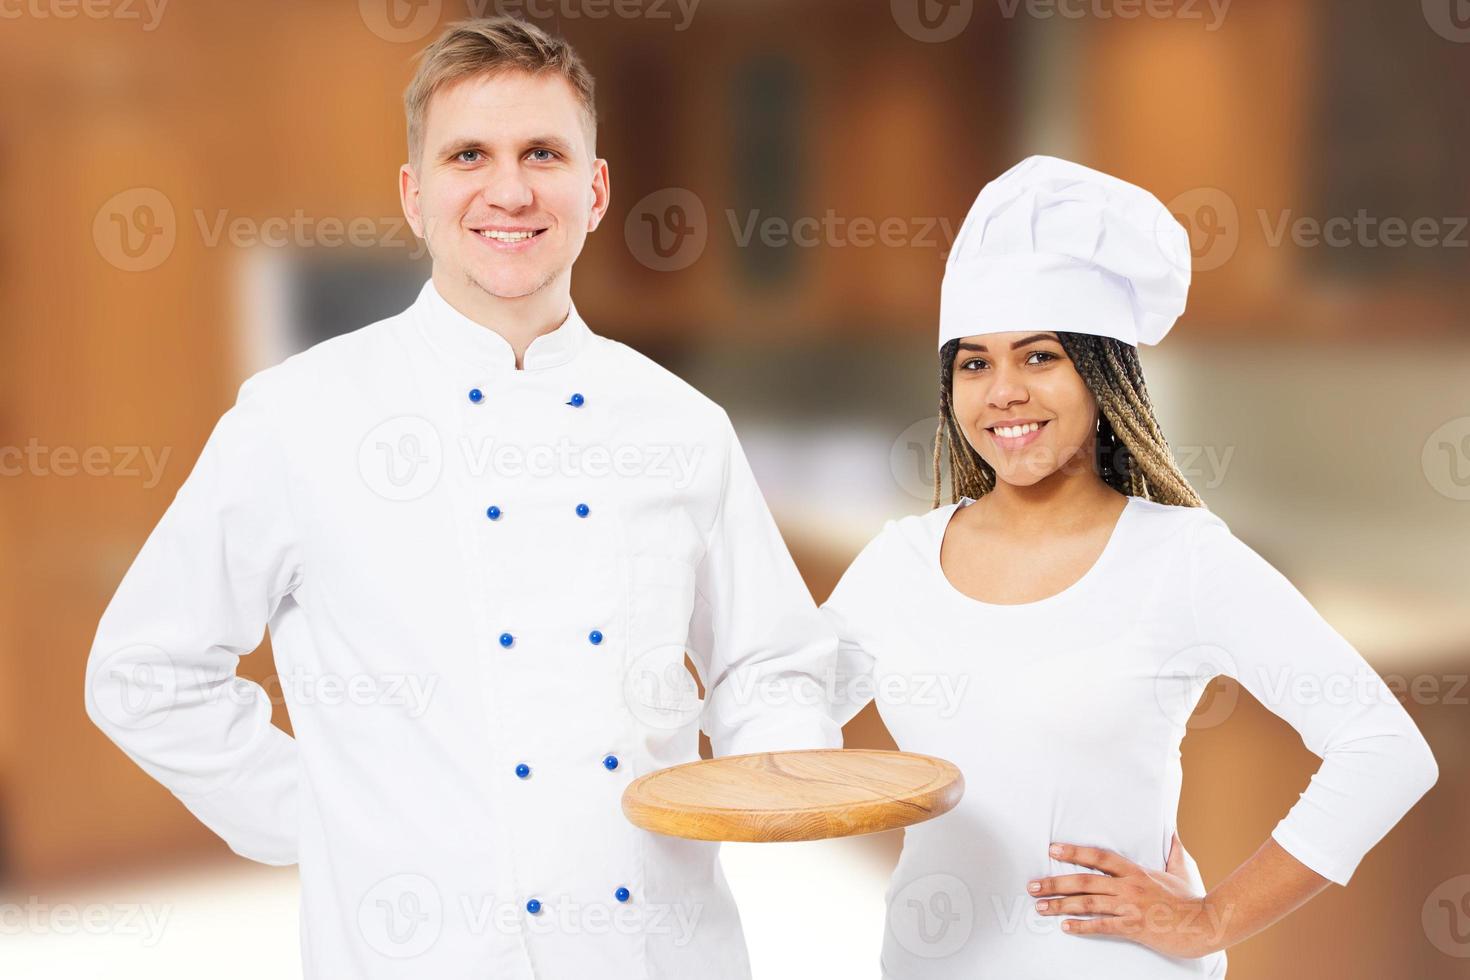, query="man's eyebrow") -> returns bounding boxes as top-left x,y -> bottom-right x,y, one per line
437,134 -> 576,158
957,333 -> 1060,352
